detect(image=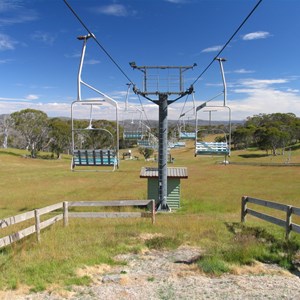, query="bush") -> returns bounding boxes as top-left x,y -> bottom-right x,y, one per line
138,147 -> 154,159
